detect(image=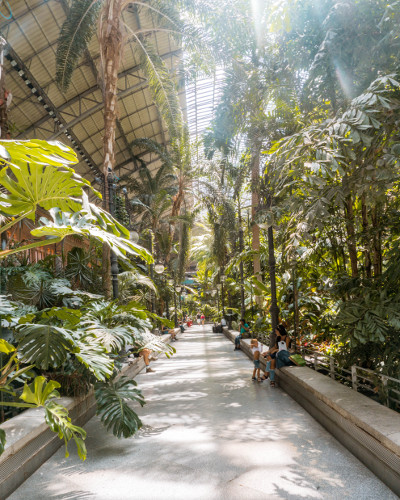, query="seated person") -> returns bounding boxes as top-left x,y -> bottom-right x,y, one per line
126,343 -> 155,373
179,320 -> 185,333
161,324 -> 178,341
261,324 -> 292,386
221,317 -> 227,328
